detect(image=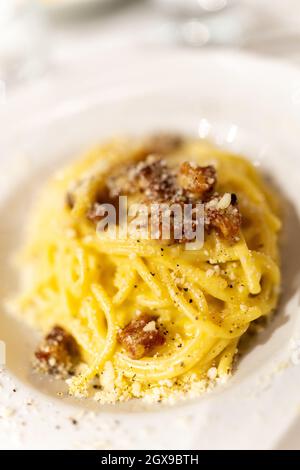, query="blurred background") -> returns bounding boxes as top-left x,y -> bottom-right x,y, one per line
0,0 -> 300,452
1,0 -> 300,92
